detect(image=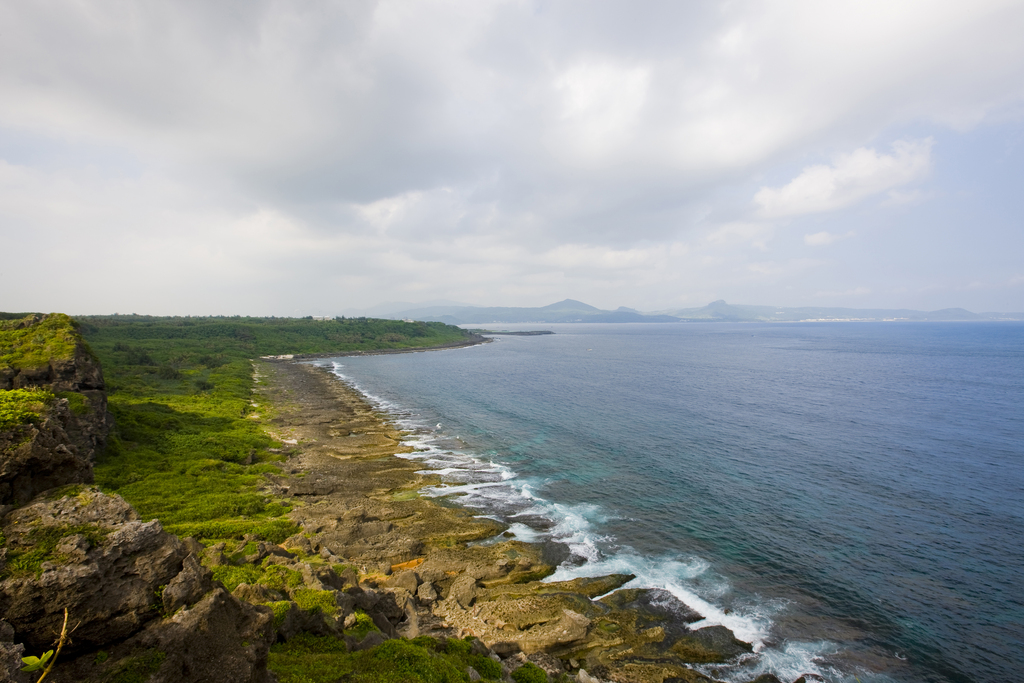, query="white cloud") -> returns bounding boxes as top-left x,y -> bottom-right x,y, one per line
804,230 -> 855,246
1,2 -> 1024,313
755,139 -> 933,218
706,222 -> 773,250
